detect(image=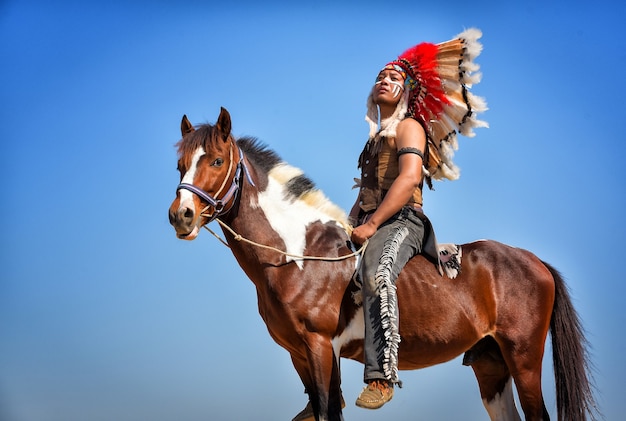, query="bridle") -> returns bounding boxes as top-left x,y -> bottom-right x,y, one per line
176,140 -> 366,262
176,141 -> 255,223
